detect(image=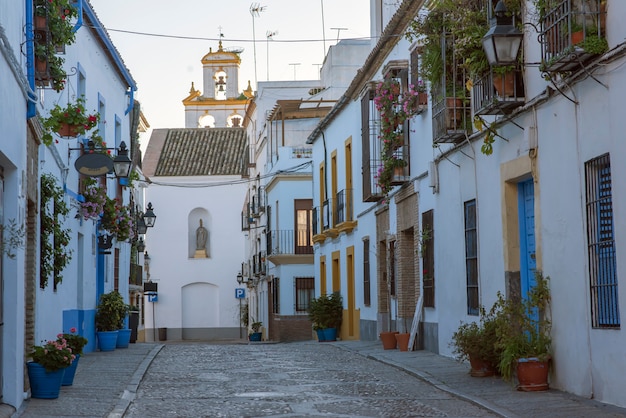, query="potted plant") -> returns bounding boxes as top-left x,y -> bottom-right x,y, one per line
249,321 -> 263,341
496,272 -> 552,391
80,177 -> 107,220
41,97 -> 99,146
28,338 -> 75,398
451,304 -> 502,377
308,292 -> 343,342
95,291 -> 125,351
57,327 -> 88,386
101,198 -> 135,242
33,0 -> 78,91
372,78 -> 422,198
115,297 -> 132,349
